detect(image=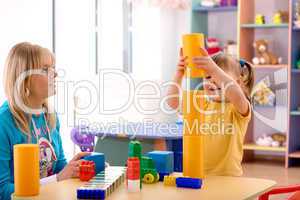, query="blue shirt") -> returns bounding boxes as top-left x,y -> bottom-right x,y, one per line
0,101 -> 67,200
